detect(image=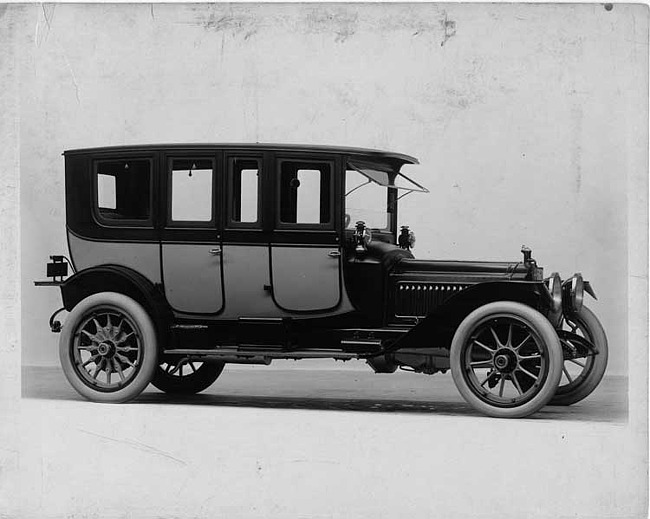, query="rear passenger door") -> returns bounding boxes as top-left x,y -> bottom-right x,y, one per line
160,152 -> 224,314
270,155 -> 342,312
